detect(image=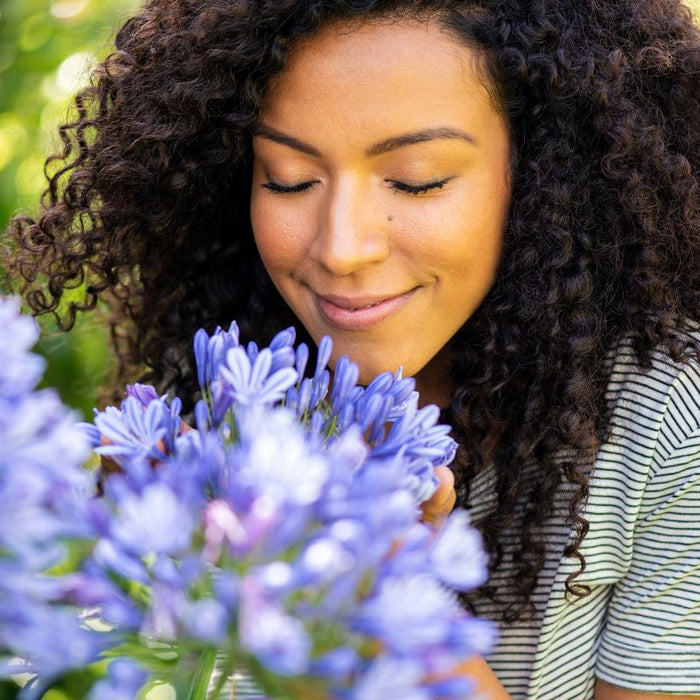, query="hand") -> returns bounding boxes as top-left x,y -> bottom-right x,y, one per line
99,434 -> 121,475
98,422 -> 193,476
452,656 -> 512,699
421,465 -> 457,531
